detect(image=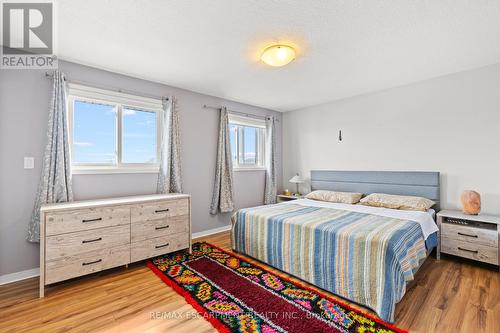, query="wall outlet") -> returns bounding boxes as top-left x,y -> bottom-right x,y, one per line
24,157 -> 34,169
